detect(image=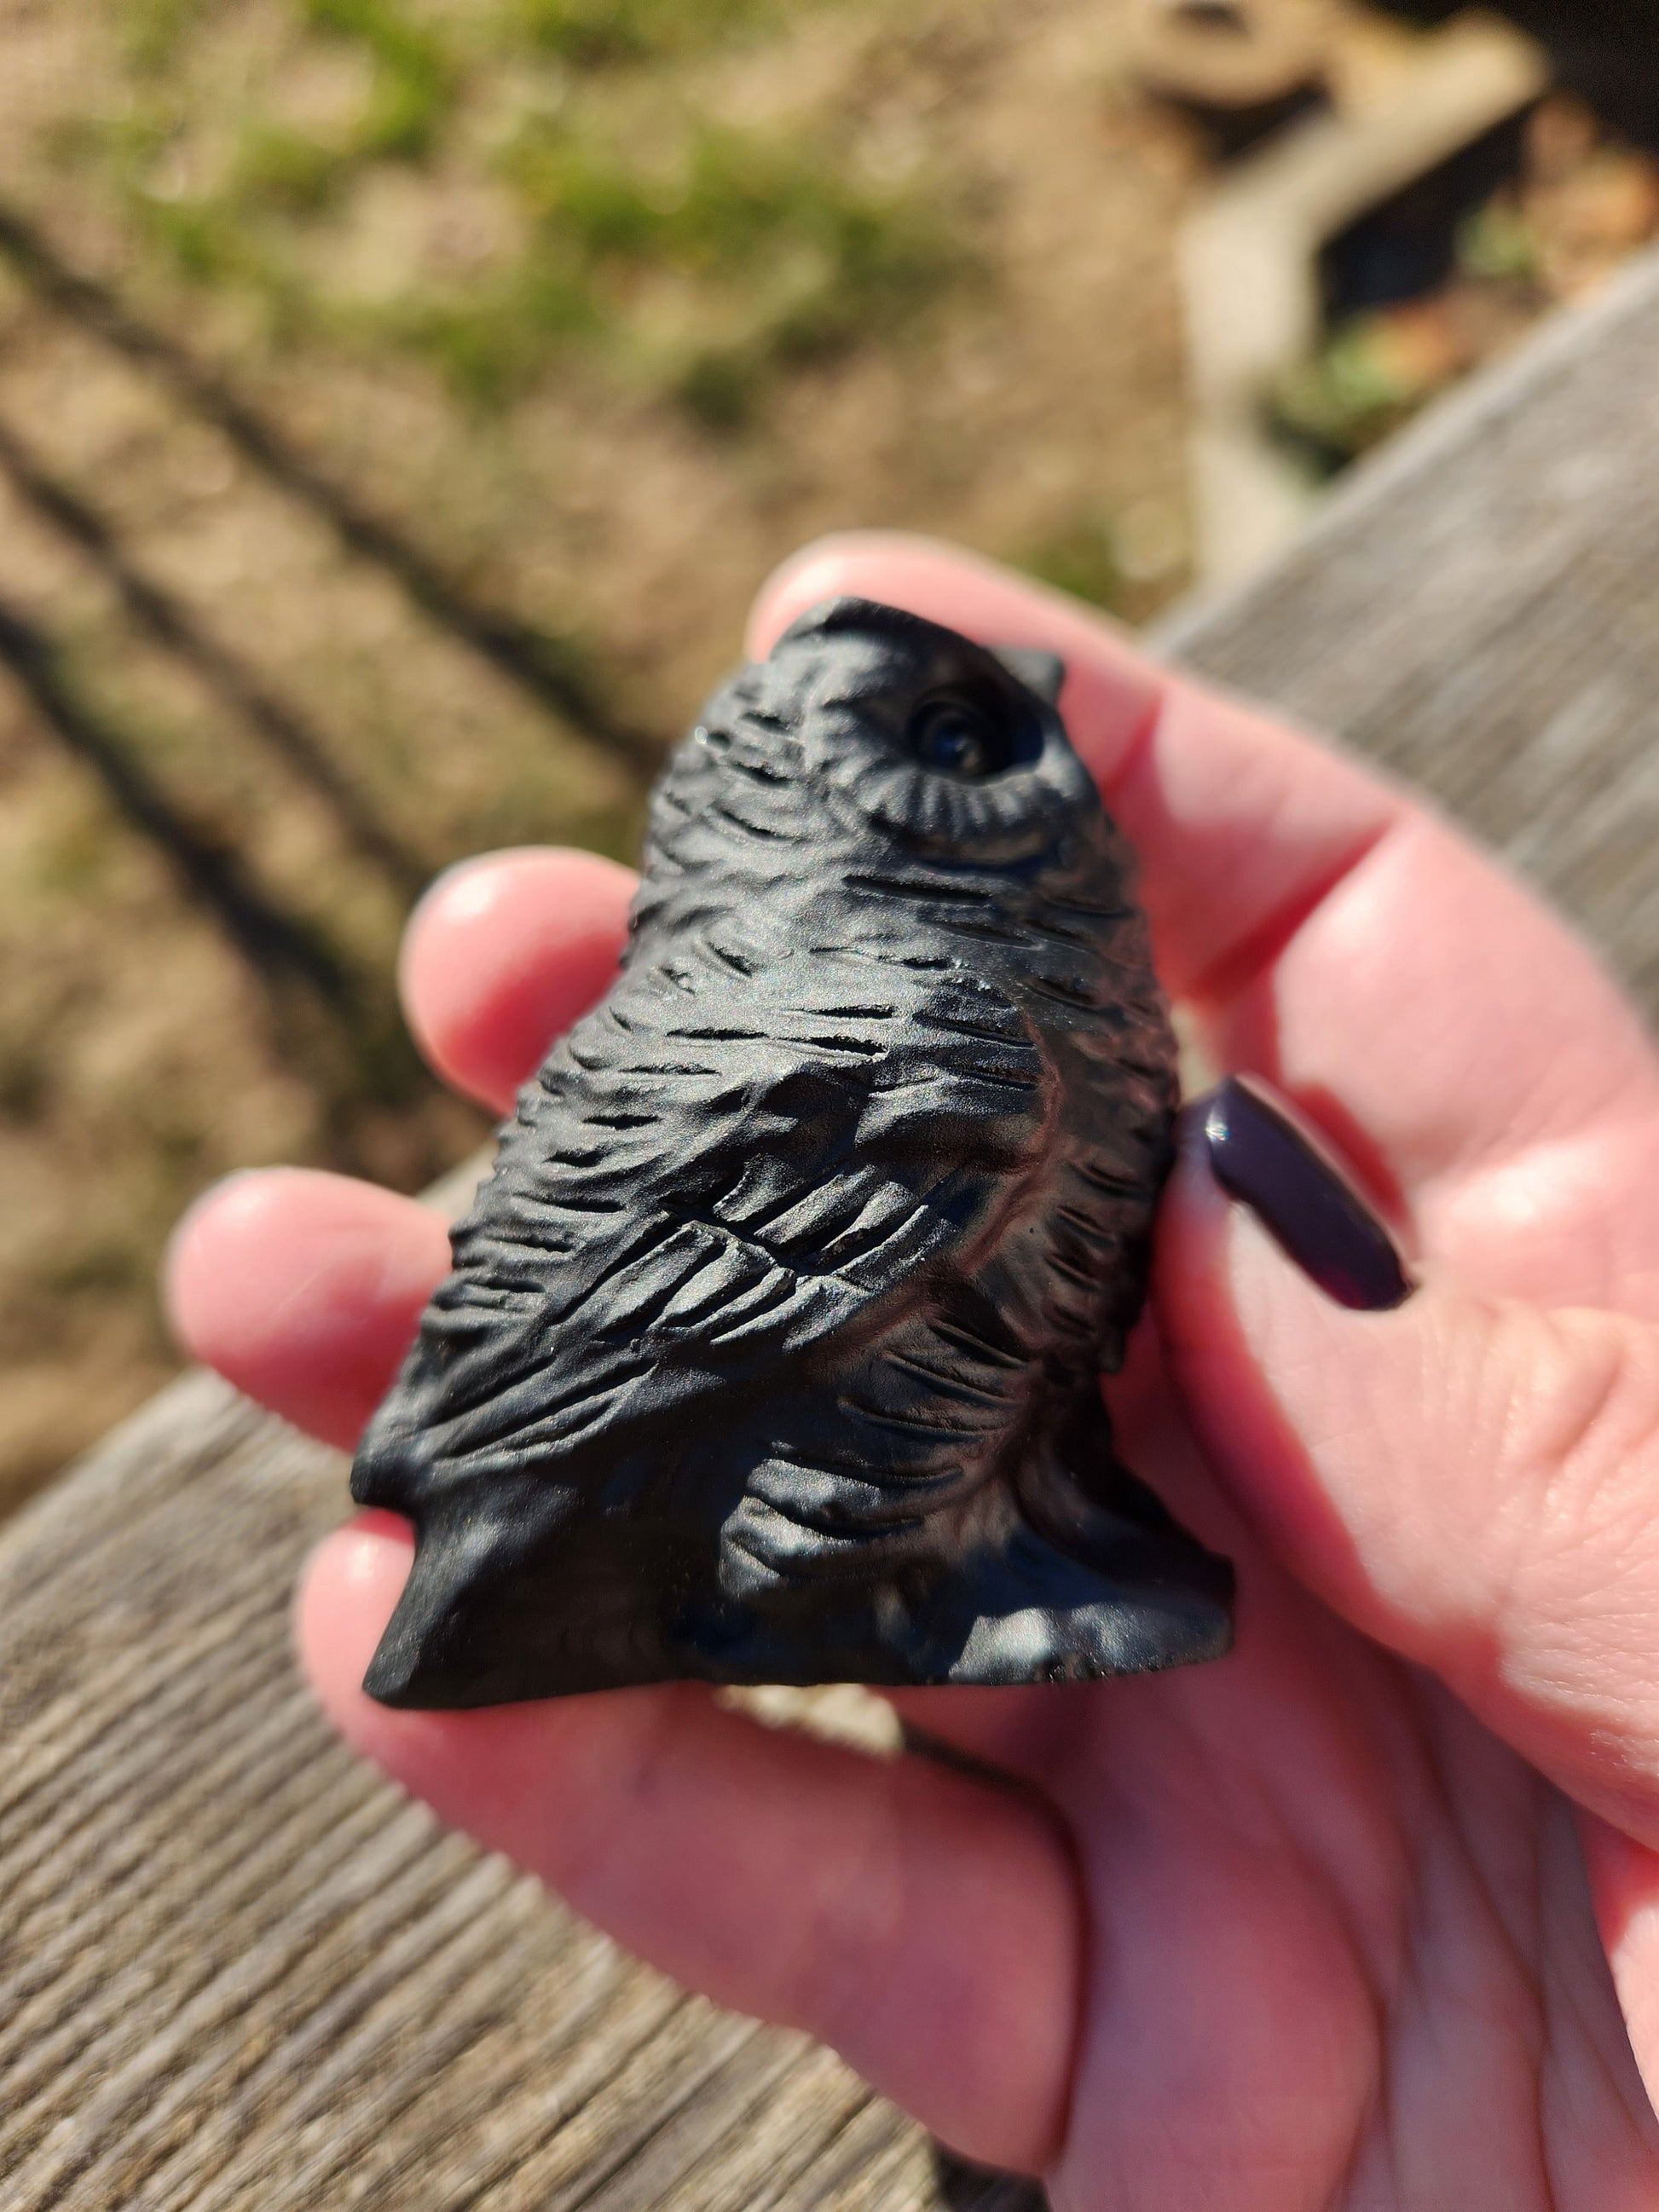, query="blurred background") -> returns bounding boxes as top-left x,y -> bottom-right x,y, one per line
0,0 -> 1655,1517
